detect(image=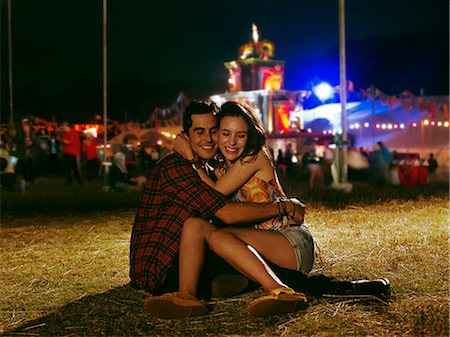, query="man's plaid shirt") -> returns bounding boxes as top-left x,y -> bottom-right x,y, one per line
130,152 -> 229,293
